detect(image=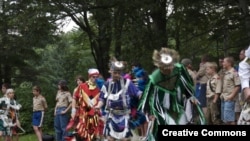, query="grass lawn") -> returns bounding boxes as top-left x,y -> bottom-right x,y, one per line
18,134 -> 37,141
18,131 -> 55,141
